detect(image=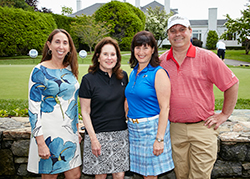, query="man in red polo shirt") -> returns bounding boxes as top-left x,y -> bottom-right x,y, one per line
160,14 -> 239,179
